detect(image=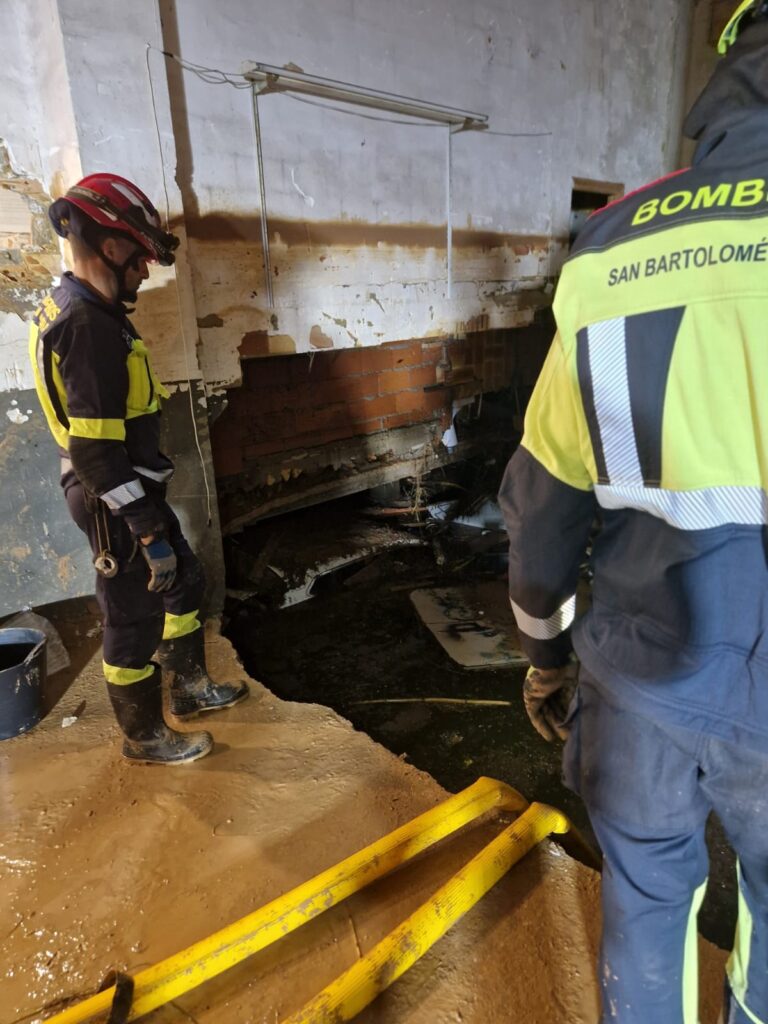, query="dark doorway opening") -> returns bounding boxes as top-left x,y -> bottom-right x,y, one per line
569,178 -> 624,247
